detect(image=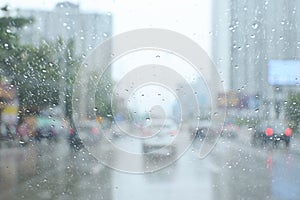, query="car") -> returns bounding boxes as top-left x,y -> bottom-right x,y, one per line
251,120 -> 293,148
142,119 -> 178,157
76,120 -> 102,145
190,119 -> 211,139
221,120 -> 239,138
35,116 -> 72,142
